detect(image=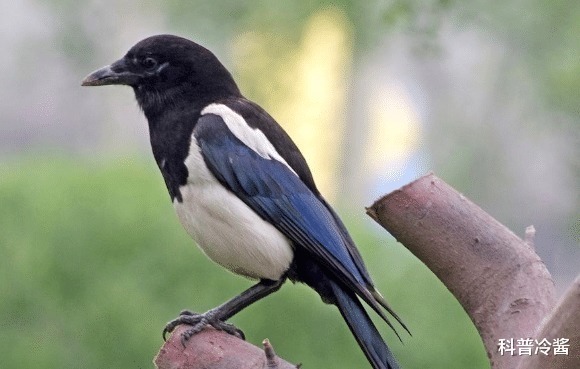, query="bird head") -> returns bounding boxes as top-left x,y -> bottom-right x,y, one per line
82,34 -> 240,115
